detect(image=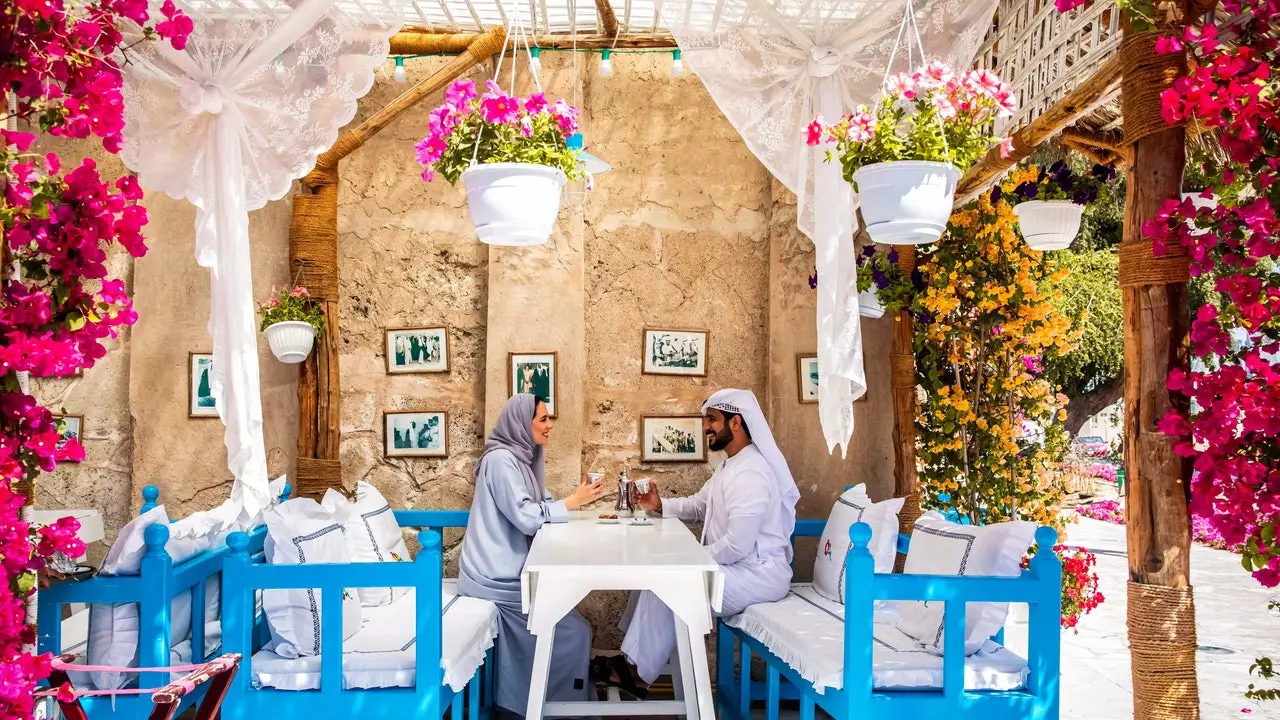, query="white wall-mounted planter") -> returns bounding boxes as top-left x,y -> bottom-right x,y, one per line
858,288 -> 885,318
853,161 -> 962,246
461,163 -> 567,246
265,321 -> 316,364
